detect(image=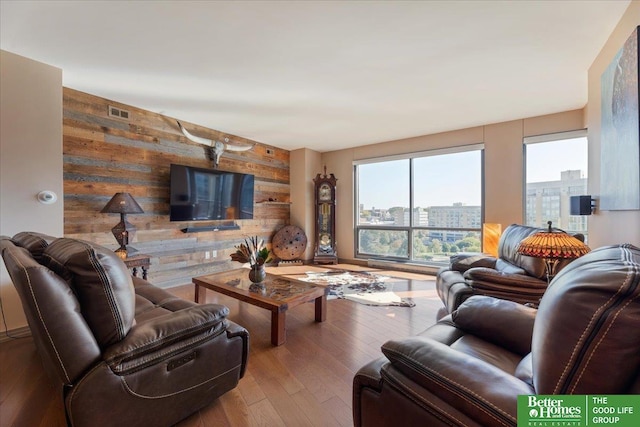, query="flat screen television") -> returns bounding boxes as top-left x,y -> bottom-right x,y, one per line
170,164 -> 254,221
